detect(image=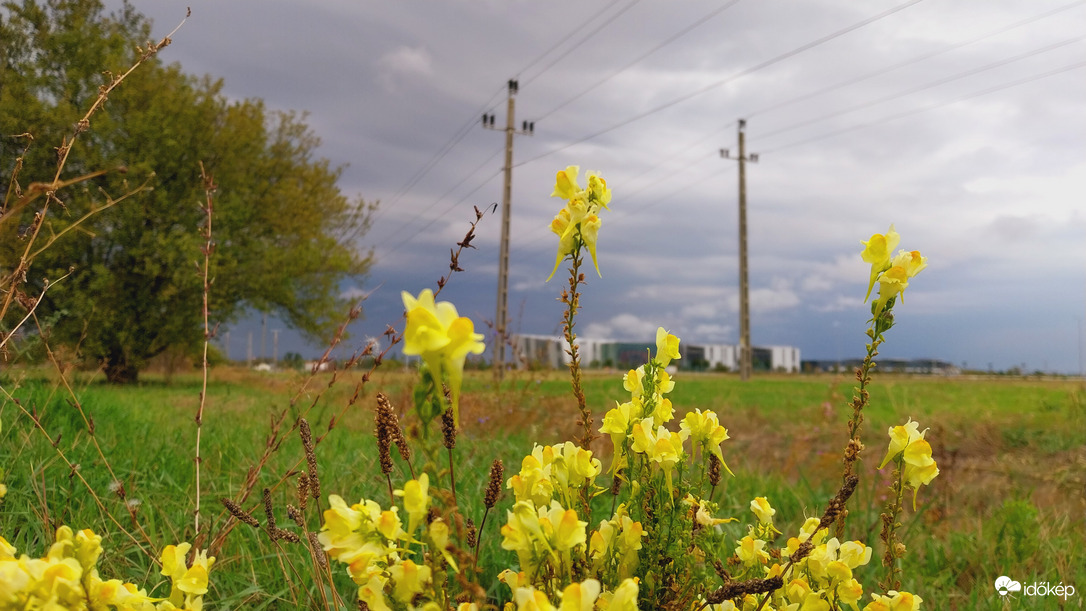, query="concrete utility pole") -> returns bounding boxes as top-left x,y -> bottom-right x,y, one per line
483,79 -> 534,380
272,329 -> 279,366
720,119 -> 758,381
